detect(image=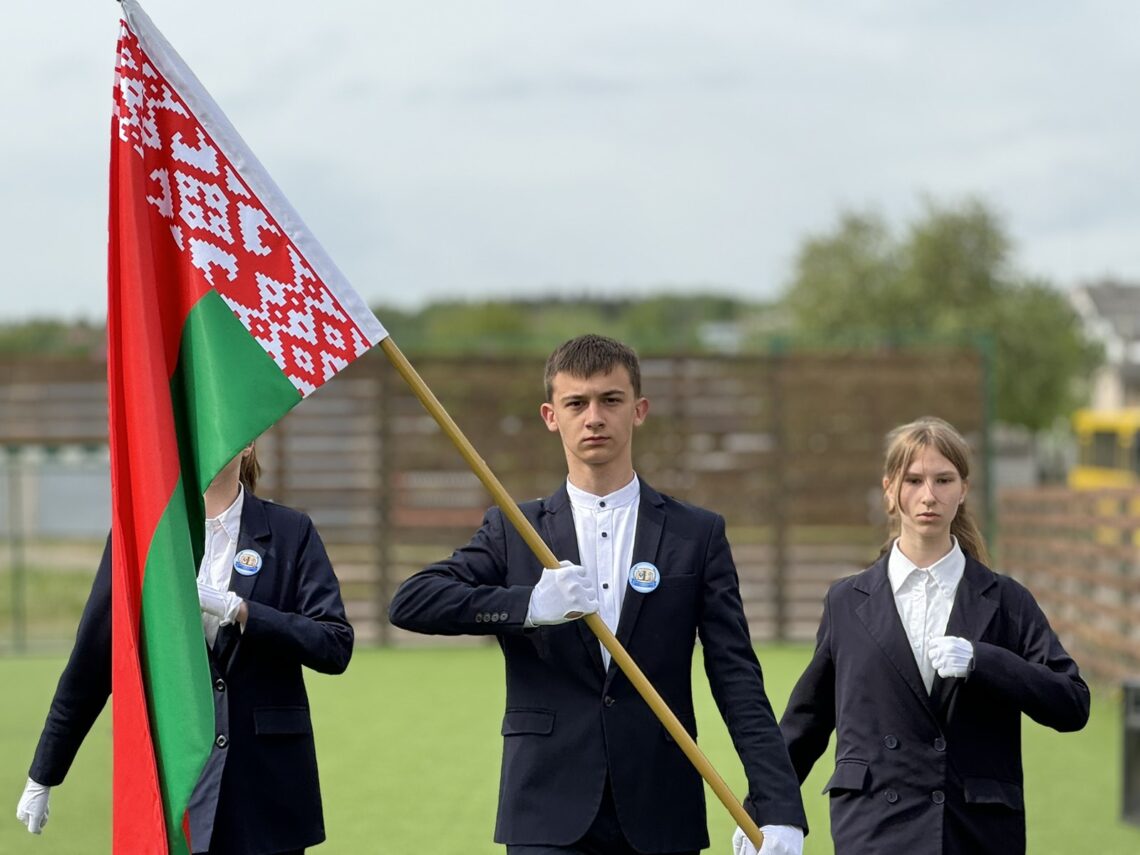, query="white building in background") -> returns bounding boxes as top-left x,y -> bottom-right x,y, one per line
1071,279 -> 1140,410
